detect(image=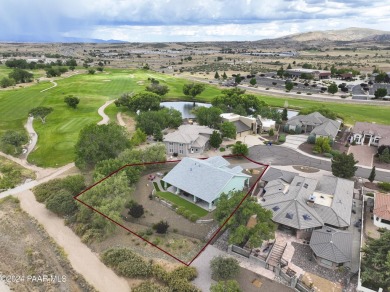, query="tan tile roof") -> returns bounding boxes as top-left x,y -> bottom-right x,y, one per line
374,193 -> 390,221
